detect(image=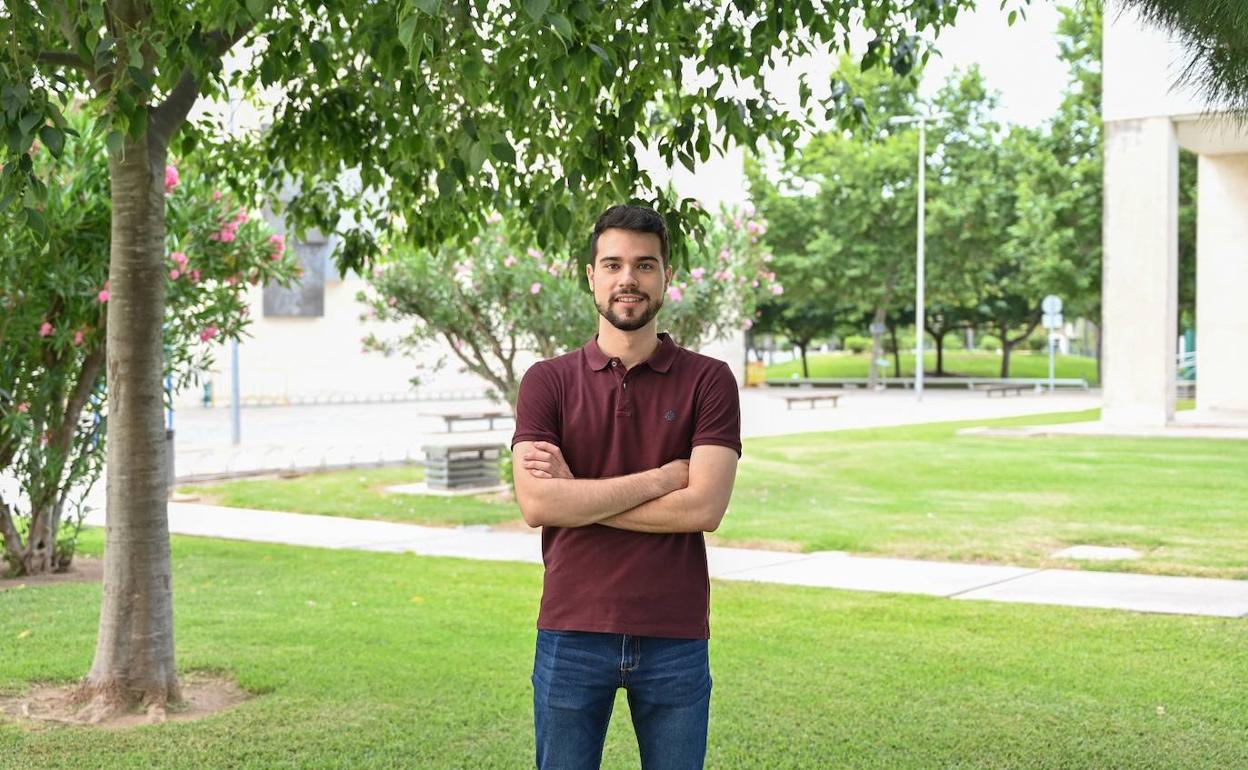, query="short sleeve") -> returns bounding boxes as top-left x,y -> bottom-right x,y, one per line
511,362 -> 561,450
691,362 -> 742,457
